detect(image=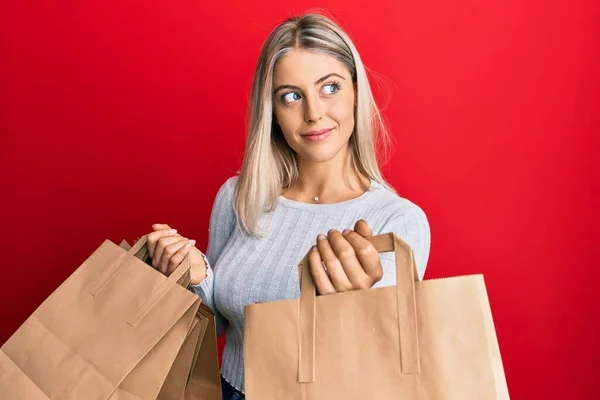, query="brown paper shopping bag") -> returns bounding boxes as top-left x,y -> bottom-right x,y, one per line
183,304 -> 222,400
112,239 -> 199,400
244,233 -> 510,400
157,315 -> 204,400
118,240 -> 222,400
0,235 -> 201,400
155,304 -> 221,400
